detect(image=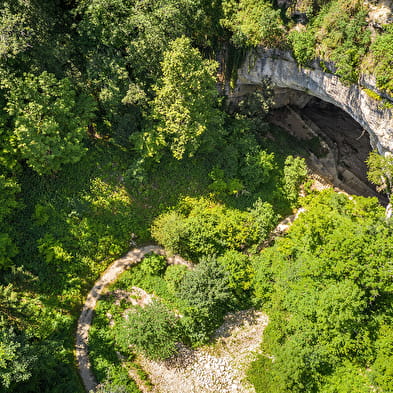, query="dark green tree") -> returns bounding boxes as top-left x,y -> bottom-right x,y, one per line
116,300 -> 179,360
178,255 -> 235,343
